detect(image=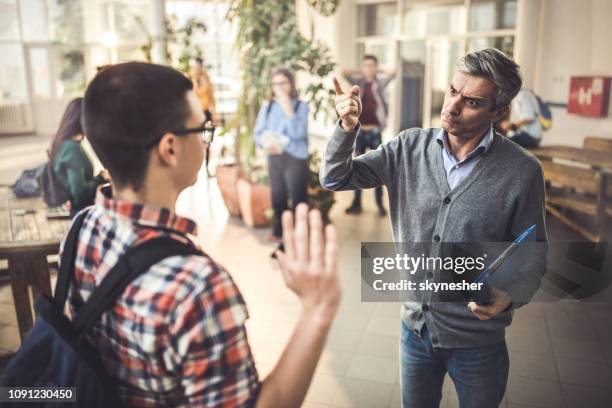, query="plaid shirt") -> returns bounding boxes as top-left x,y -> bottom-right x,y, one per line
63,187 -> 259,407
